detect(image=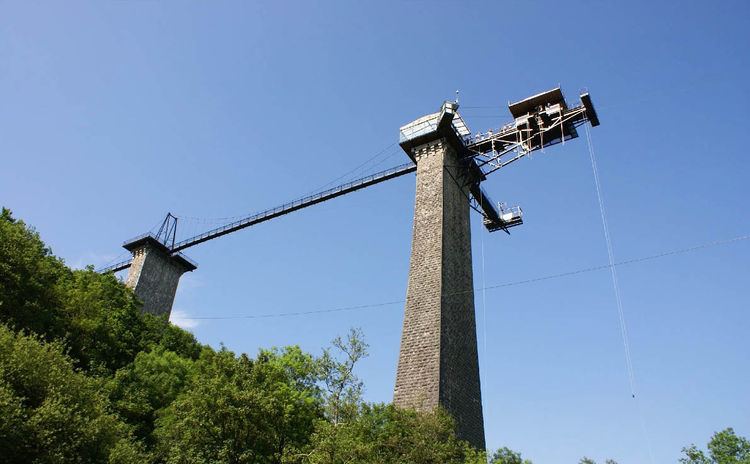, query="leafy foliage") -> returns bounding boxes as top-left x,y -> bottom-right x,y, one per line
0,207 -> 69,339
57,267 -> 146,374
491,446 -> 533,464
109,347 -> 195,444
577,457 -> 618,464
0,324 -> 145,463
139,313 -> 202,360
154,346 -> 323,464
318,327 -> 368,424
681,428 -> 750,464
305,403 -> 485,464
